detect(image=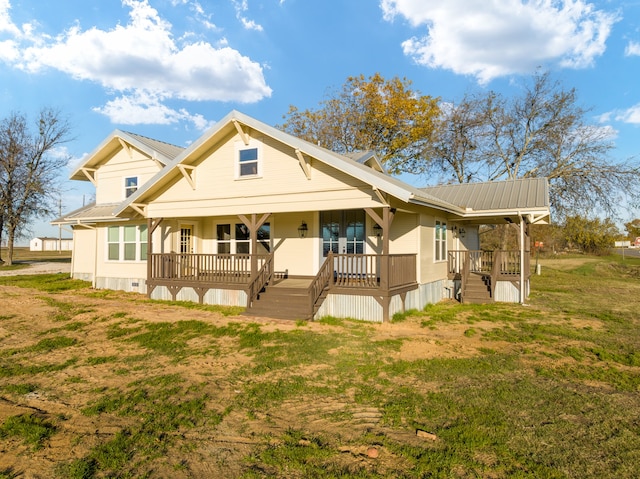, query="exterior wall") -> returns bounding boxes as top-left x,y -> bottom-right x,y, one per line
146,132 -> 383,218
71,227 -> 97,281
95,148 -> 161,204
